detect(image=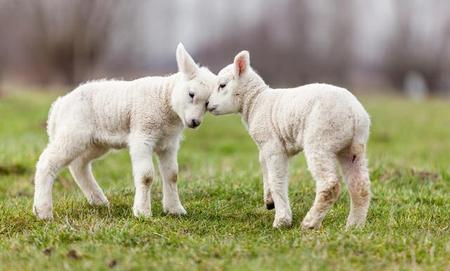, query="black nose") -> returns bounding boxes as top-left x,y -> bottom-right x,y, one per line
191,119 -> 200,128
